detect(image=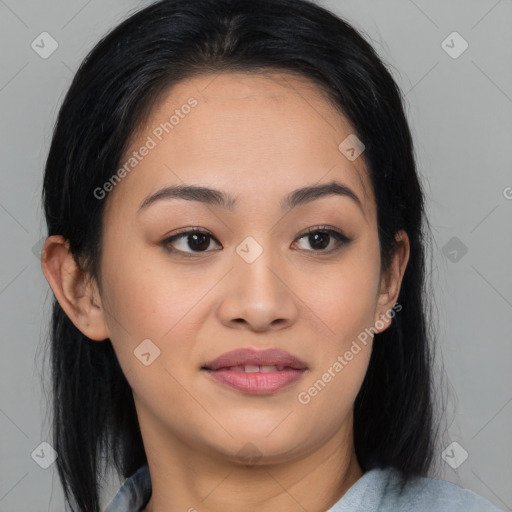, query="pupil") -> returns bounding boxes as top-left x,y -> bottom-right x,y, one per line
310,232 -> 329,250
189,233 -> 209,251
